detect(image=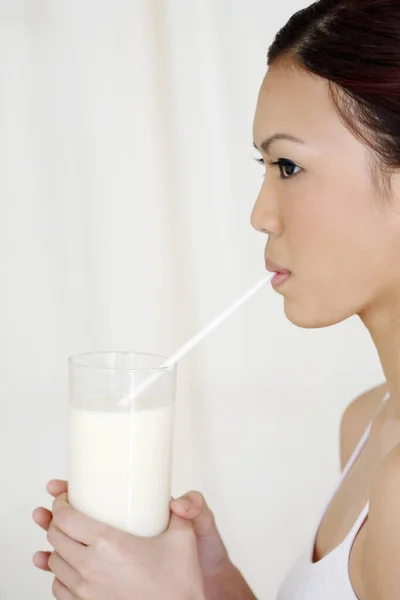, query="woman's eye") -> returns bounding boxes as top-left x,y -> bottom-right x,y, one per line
276,159 -> 301,179
252,153 -> 301,180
